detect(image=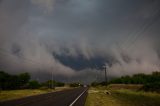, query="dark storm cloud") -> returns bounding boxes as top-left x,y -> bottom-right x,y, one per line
0,0 -> 160,83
